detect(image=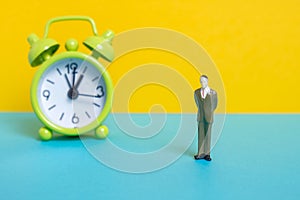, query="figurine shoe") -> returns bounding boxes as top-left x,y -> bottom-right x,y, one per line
194,154 -> 206,160
204,155 -> 212,161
